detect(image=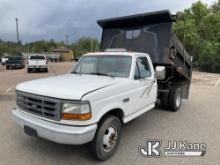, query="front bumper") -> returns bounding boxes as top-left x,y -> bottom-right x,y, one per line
7,64 -> 22,68
12,109 -> 97,145
28,65 -> 48,69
